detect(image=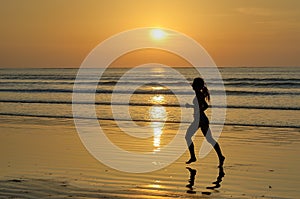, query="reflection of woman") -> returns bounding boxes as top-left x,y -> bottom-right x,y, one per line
185,77 -> 225,166
186,166 -> 225,194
